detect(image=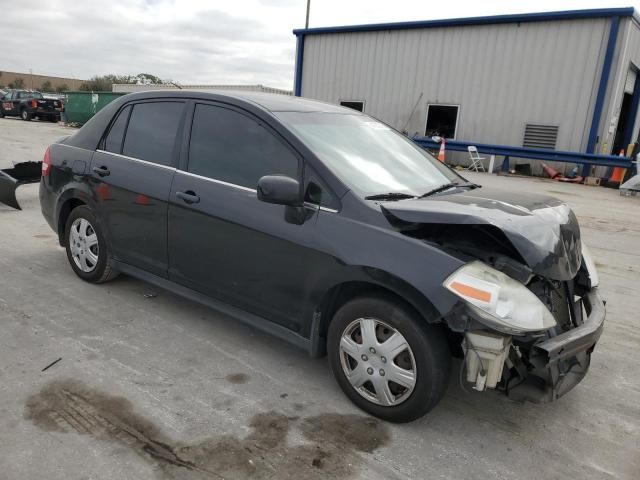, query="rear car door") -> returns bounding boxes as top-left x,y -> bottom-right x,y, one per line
91,100 -> 186,277
168,102 -> 330,332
